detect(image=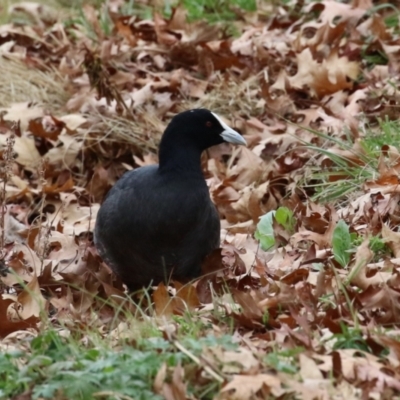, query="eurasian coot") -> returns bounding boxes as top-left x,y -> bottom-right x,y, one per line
94,109 -> 246,291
